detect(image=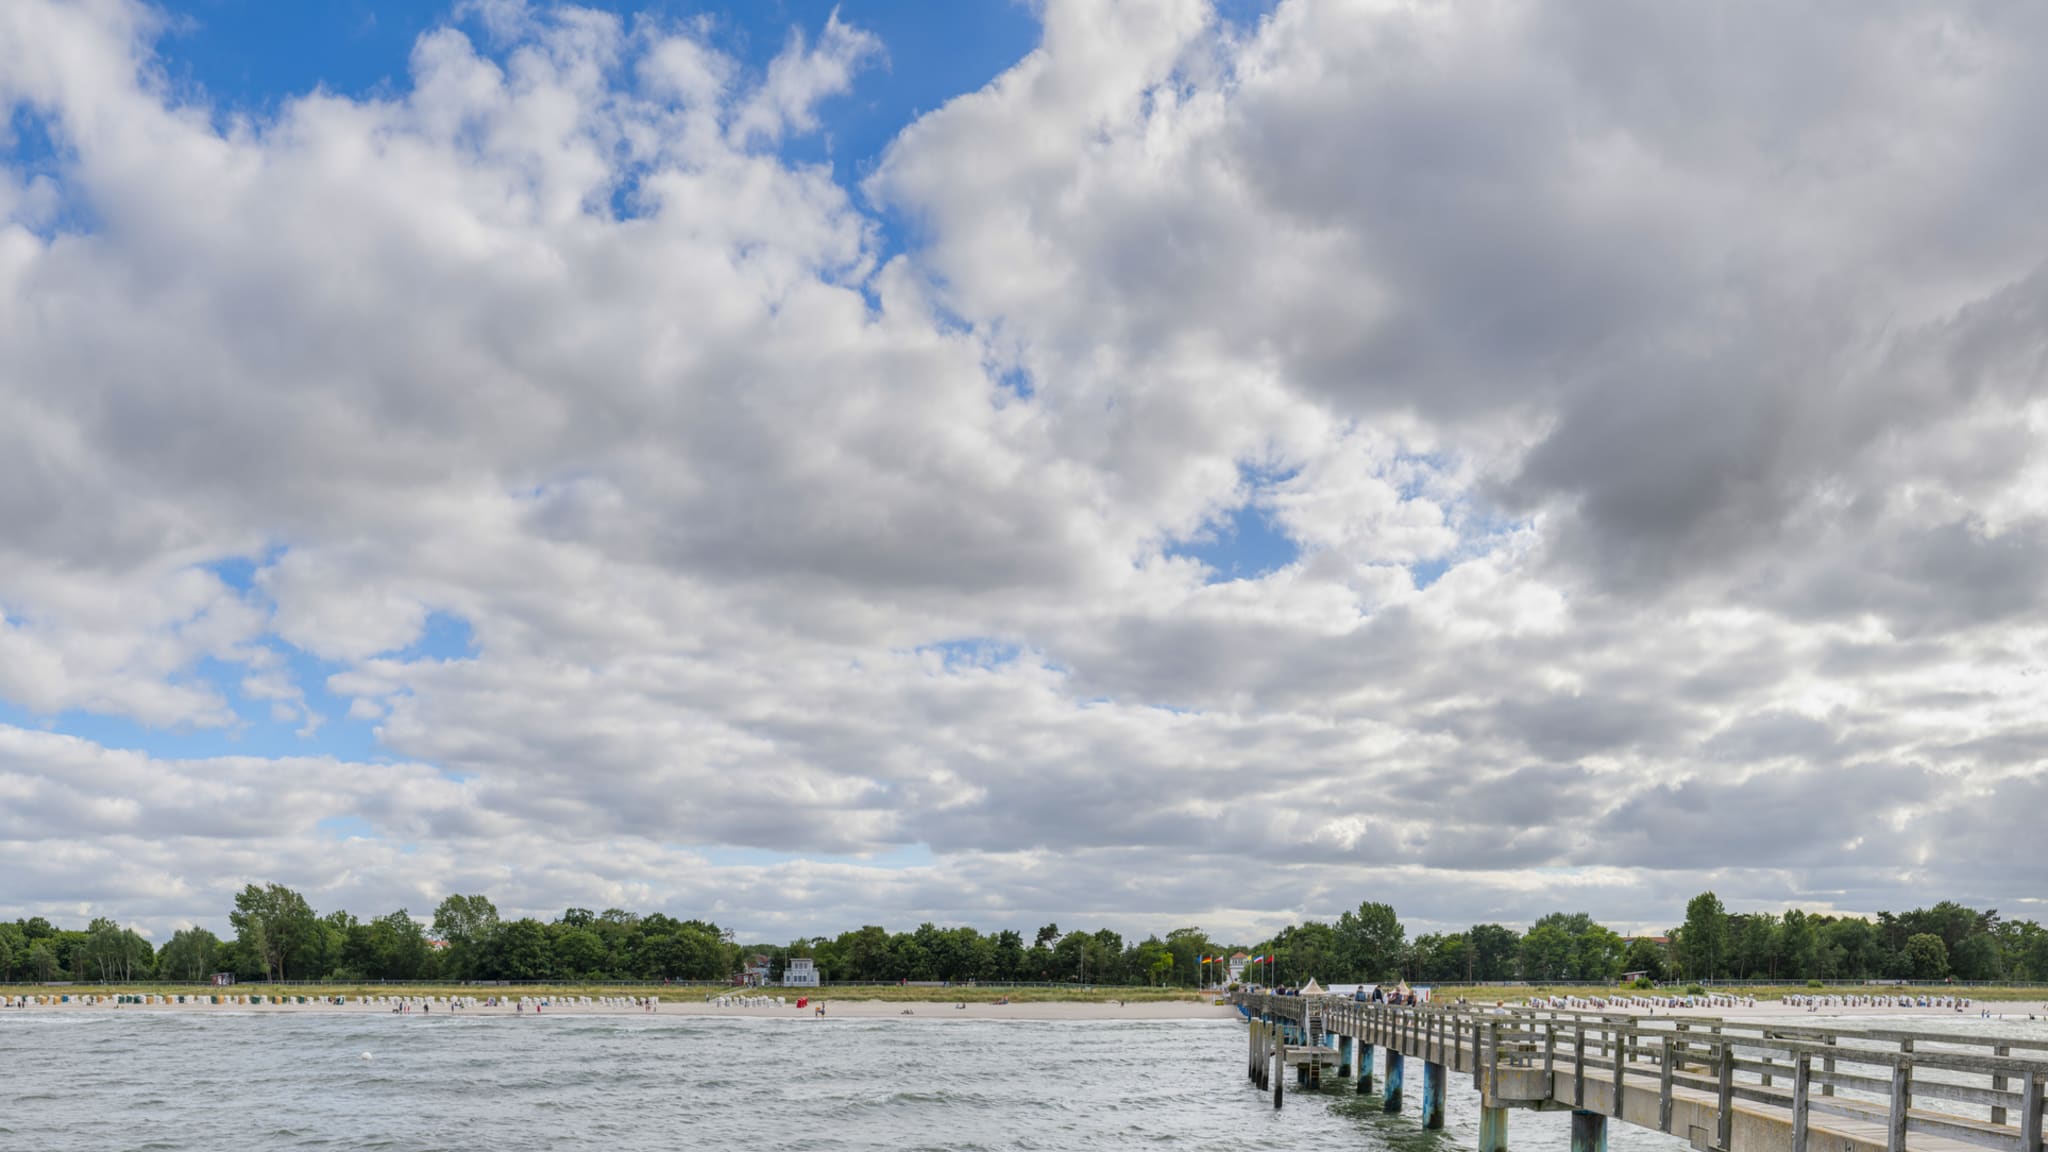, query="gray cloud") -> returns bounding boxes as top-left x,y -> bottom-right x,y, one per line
0,0 -> 2045,941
